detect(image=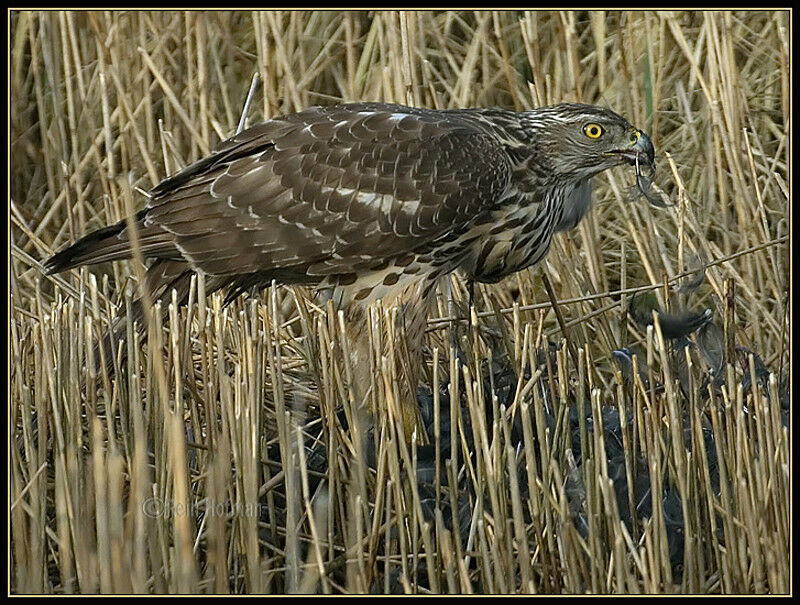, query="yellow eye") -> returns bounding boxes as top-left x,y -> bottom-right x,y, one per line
583,123 -> 604,139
